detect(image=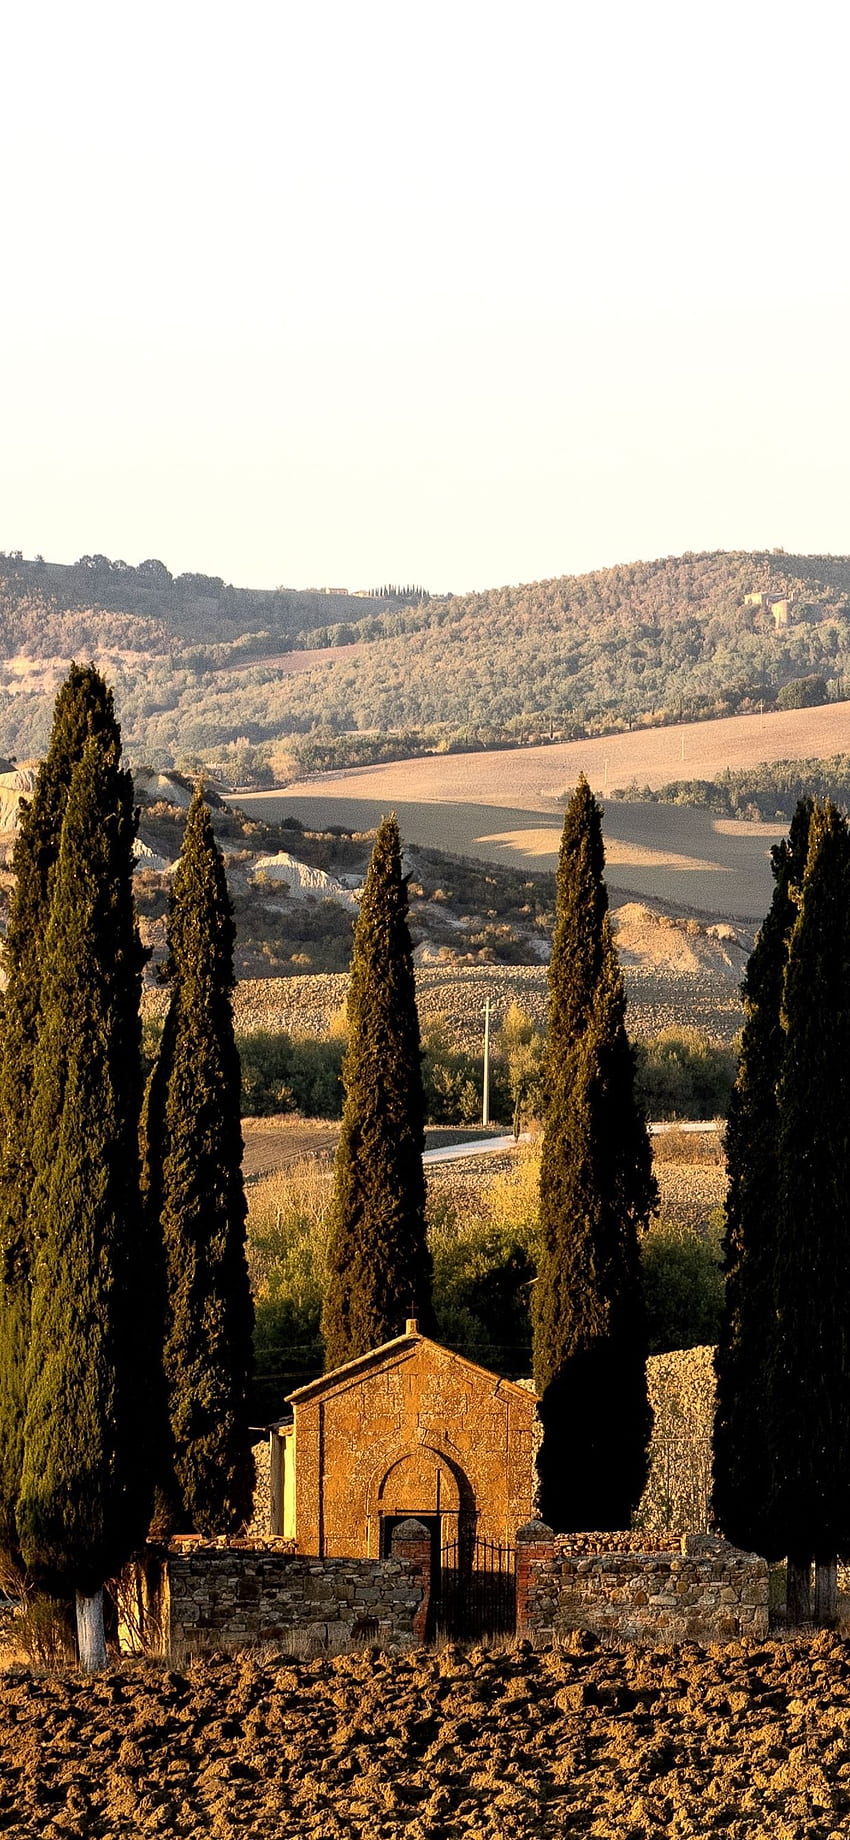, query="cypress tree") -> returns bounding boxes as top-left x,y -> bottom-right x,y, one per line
16,734 -> 153,1668
771,801 -> 850,1618
533,777 -> 655,1530
322,814 -> 433,1368
0,666 -> 119,1558
712,801 -> 812,1560
143,788 -> 255,1534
